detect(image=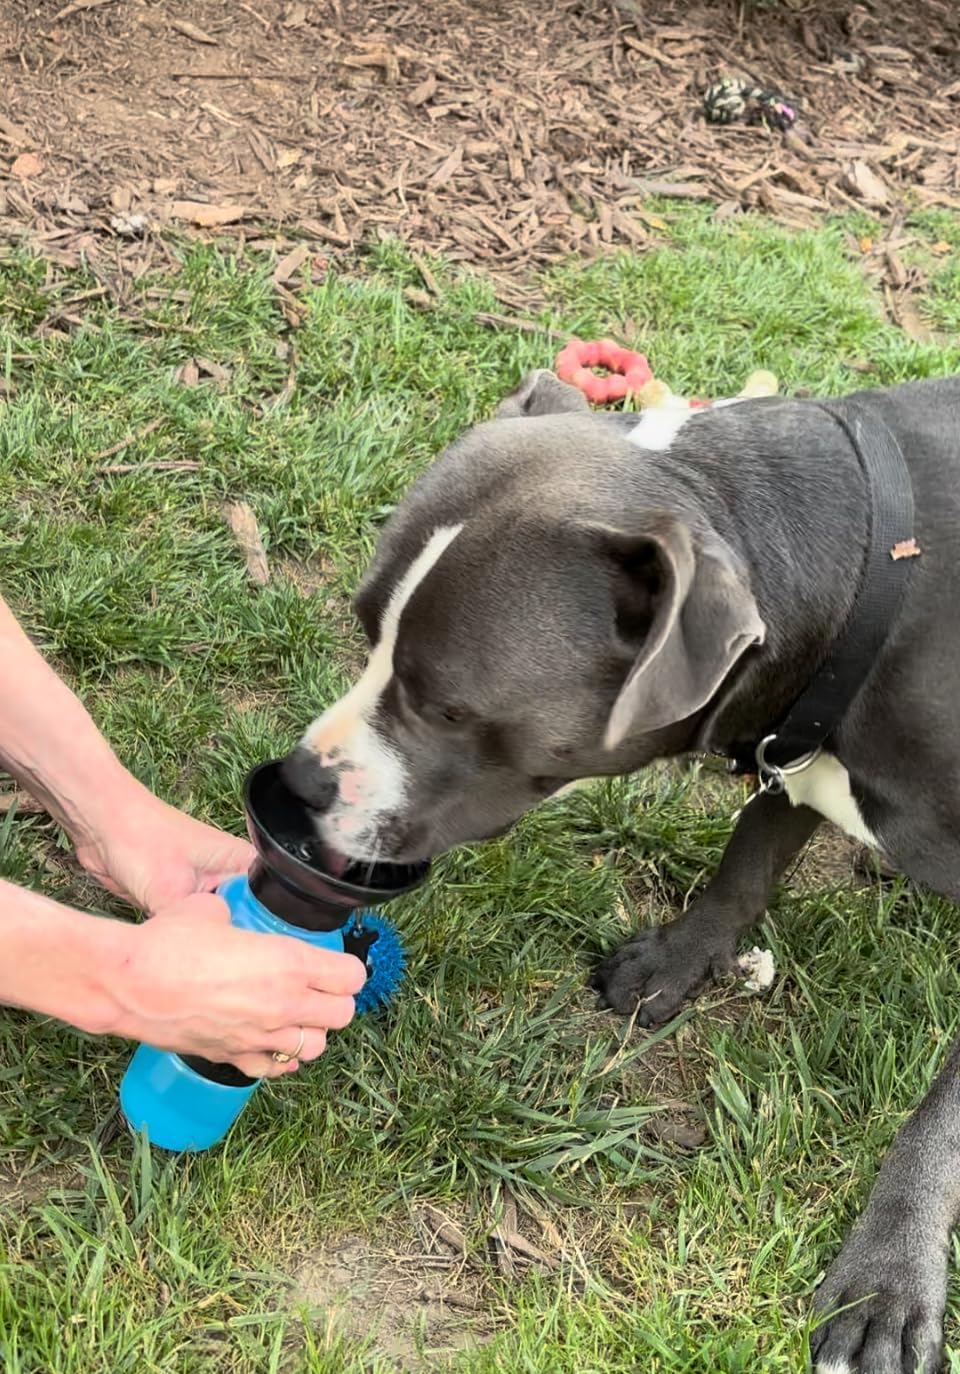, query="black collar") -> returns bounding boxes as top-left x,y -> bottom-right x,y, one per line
724,398 -> 918,792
